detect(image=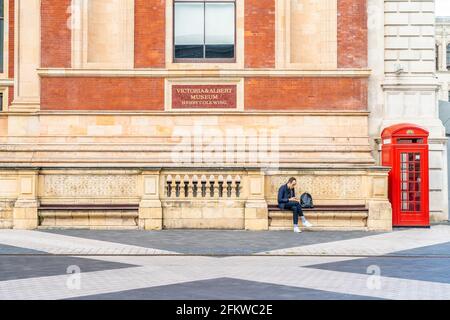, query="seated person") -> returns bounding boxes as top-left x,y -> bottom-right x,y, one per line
277,177 -> 313,233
